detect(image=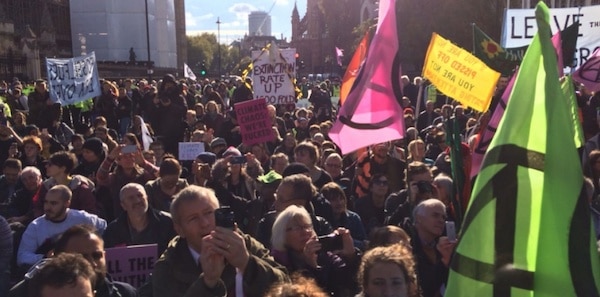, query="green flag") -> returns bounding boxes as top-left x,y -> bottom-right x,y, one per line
472,24 -> 527,76
447,3 -> 600,297
561,75 -> 584,148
